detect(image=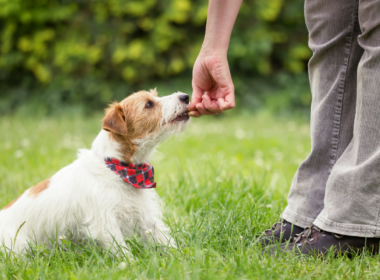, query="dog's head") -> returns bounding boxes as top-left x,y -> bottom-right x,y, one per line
102,89 -> 190,163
